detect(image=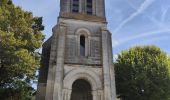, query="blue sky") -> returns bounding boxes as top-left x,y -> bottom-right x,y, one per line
13,0 -> 170,60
